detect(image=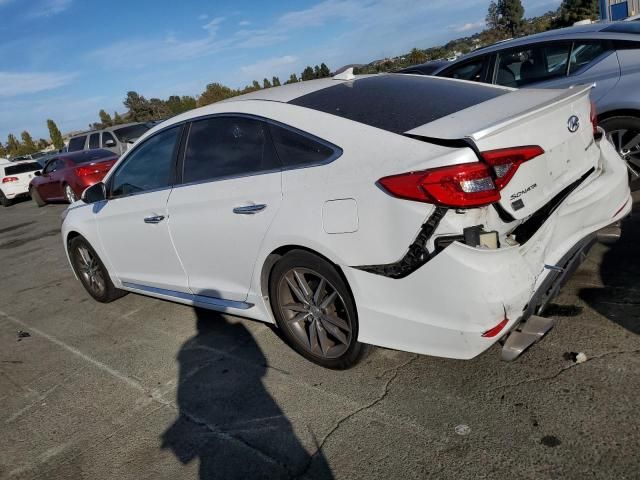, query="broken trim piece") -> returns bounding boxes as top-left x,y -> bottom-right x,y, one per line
353,206 -> 448,279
